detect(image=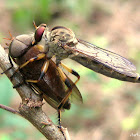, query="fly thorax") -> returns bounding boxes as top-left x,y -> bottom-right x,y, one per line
44,26 -> 77,60
50,26 -> 76,45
